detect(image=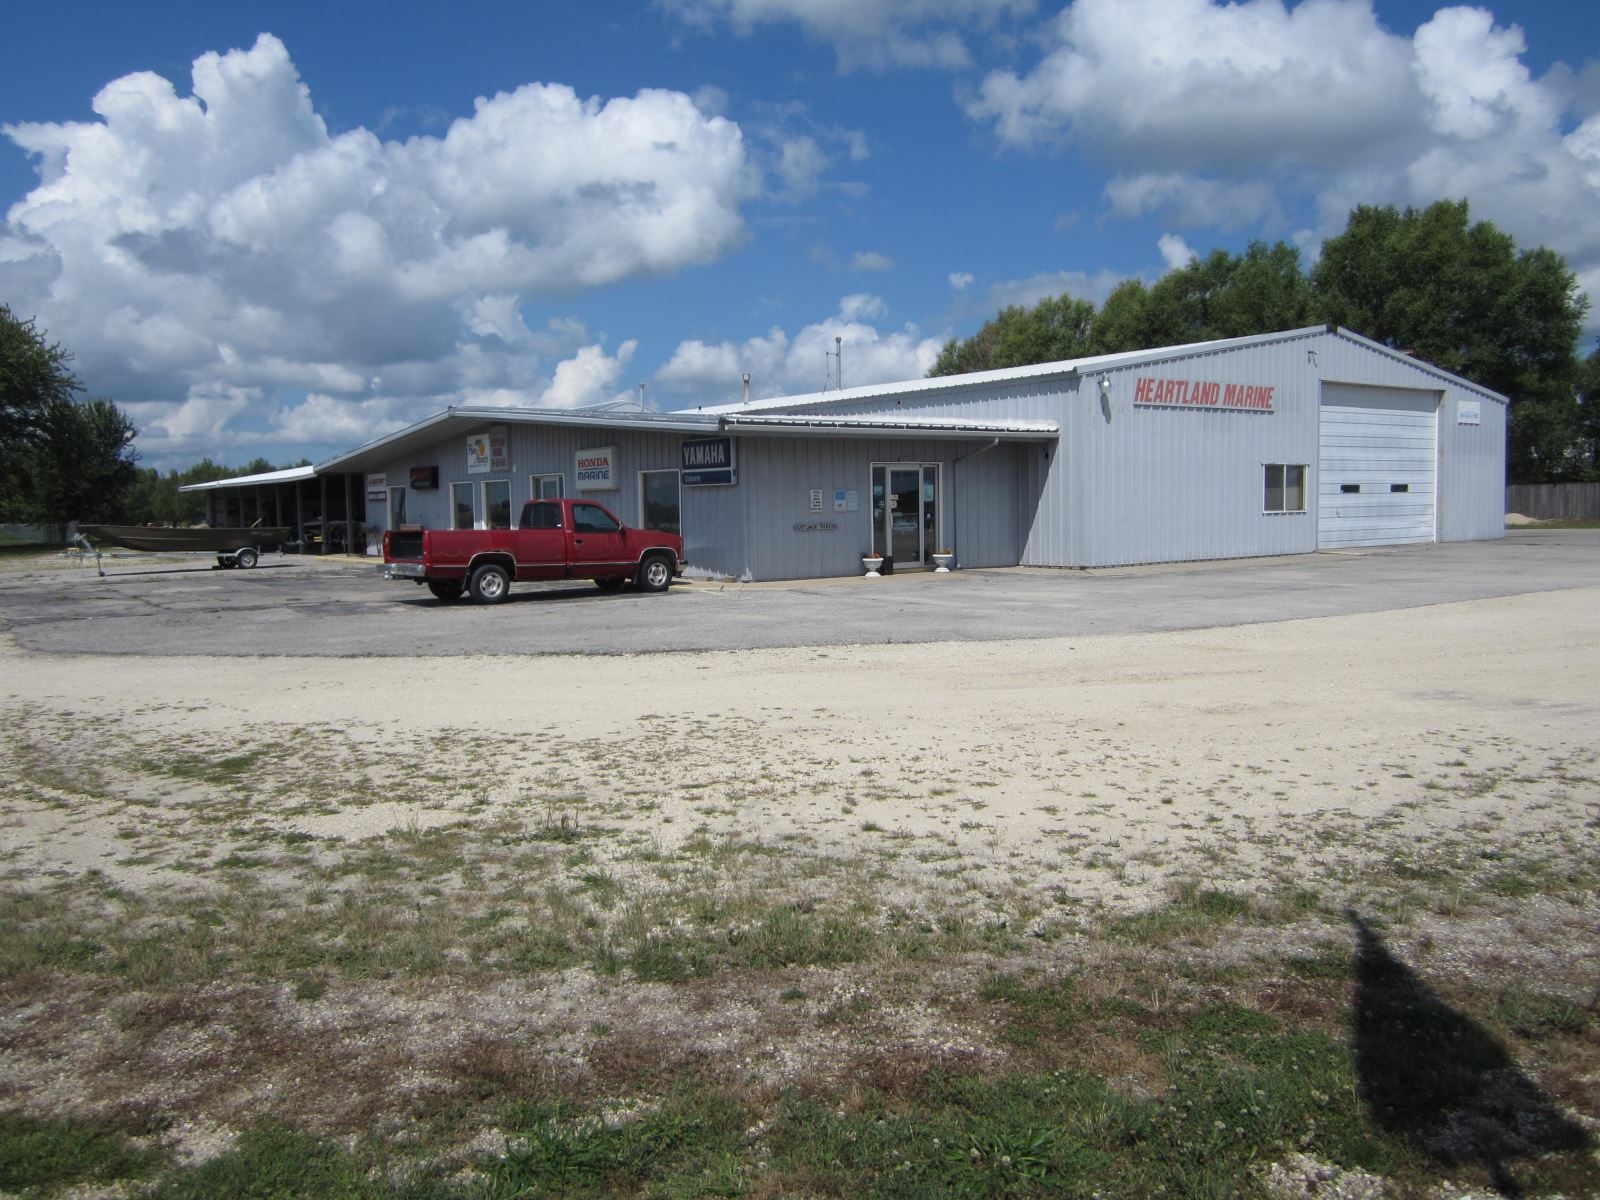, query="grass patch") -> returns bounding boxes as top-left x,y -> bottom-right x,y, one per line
0,1111 -> 167,1193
